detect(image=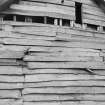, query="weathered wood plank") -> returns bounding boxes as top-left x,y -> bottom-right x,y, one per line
12,26 -> 56,37
83,6 -> 105,18
0,48 -> 24,58
3,38 -> 53,46
56,32 -> 105,43
23,87 -> 105,94
83,19 -> 103,26
57,28 -> 94,37
27,62 -> 105,69
0,99 -> 22,105
24,56 -> 102,62
0,31 -> 55,41
25,74 -> 105,82
83,13 -> 105,21
24,80 -> 105,87
0,83 -> 23,89
2,3 -> 75,20
23,68 -> 105,75
10,4 -> 75,15
0,59 -> 17,63
0,66 -> 22,75
24,101 -> 105,105
0,75 -> 24,82
29,46 -> 100,53
23,94 -> 105,101
0,90 -> 21,98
